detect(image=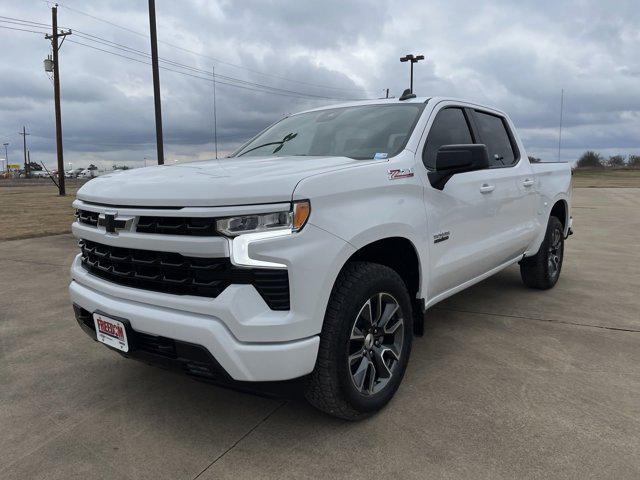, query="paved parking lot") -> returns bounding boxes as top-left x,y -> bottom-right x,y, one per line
1,188 -> 639,479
